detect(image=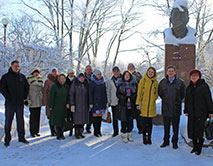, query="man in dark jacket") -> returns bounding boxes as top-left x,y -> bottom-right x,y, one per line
158,65 -> 186,149
0,60 -> 29,147
84,65 -> 93,133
